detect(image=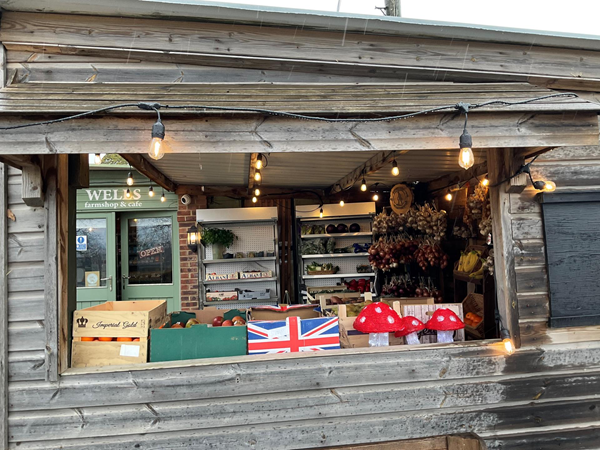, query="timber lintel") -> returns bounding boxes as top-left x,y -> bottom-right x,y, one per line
120,154 -> 177,193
